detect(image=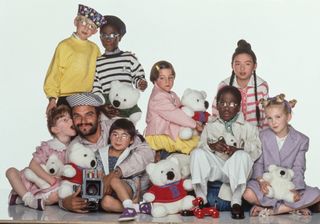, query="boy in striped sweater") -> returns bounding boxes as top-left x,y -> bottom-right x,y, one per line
212,40 -> 269,129
92,15 -> 147,117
